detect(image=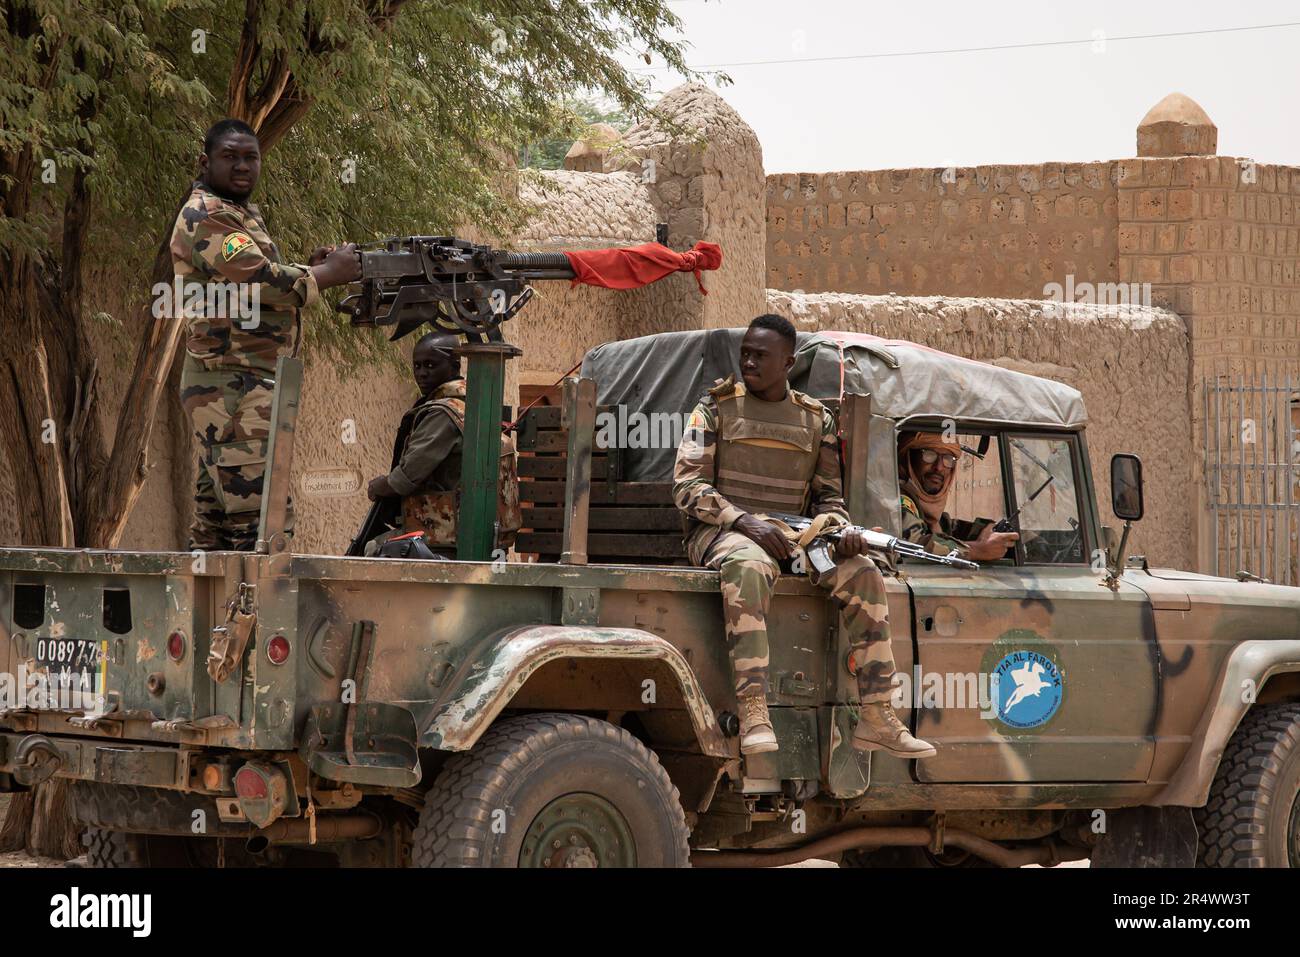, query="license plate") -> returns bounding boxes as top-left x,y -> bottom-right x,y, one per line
34,638 -> 106,690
